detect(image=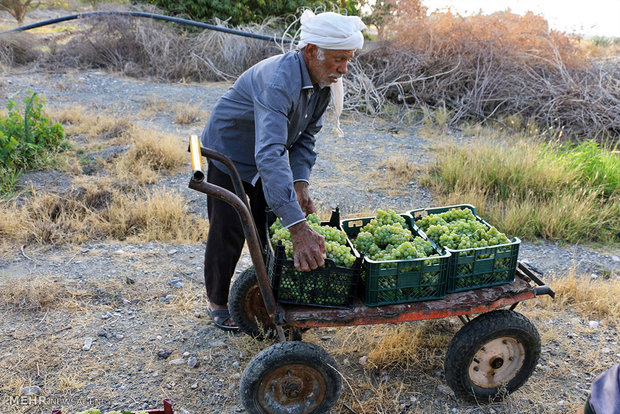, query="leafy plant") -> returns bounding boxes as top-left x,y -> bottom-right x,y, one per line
146,0 -> 361,26
0,91 -> 65,192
